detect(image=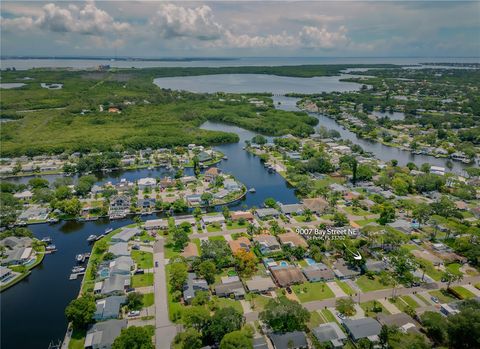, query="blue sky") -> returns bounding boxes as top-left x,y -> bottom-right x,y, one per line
1,1 -> 479,57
